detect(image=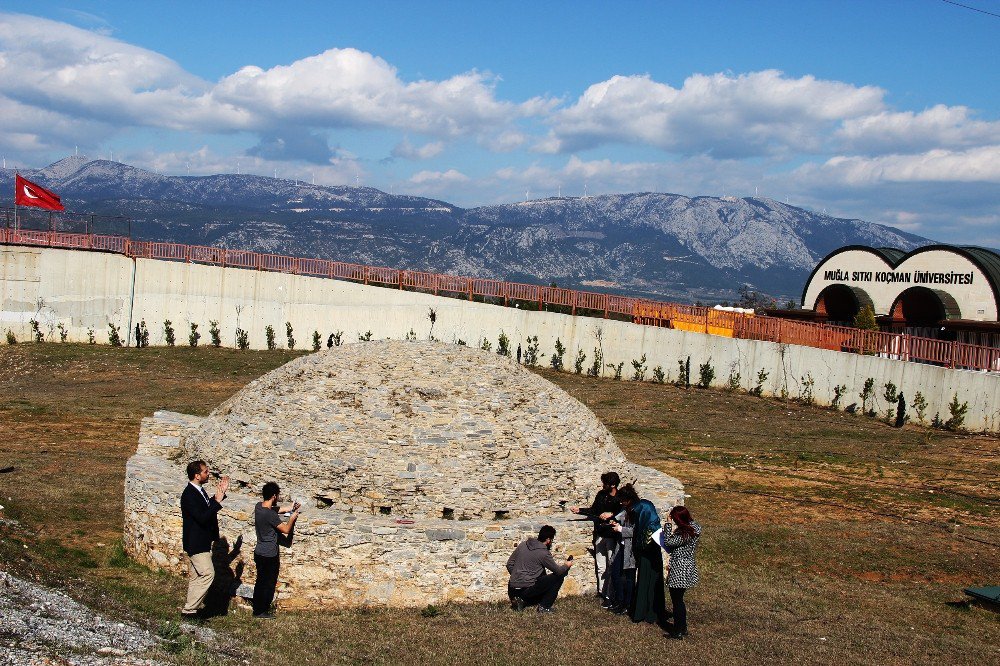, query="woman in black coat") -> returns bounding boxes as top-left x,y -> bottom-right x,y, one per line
659,505 -> 702,639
